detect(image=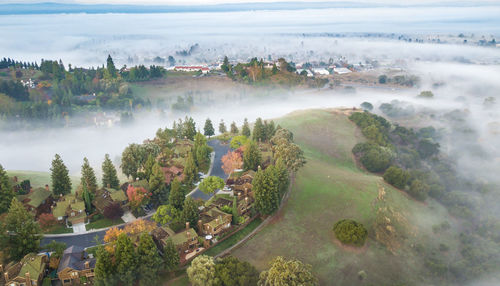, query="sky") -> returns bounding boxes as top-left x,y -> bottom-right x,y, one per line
4,0 -> 500,5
